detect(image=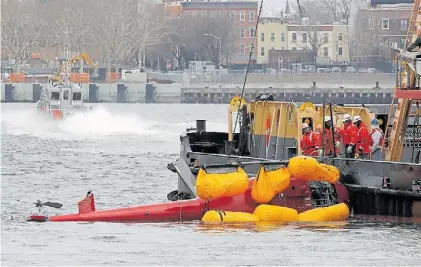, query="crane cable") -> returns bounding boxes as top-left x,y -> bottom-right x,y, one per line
227,0 -> 264,162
